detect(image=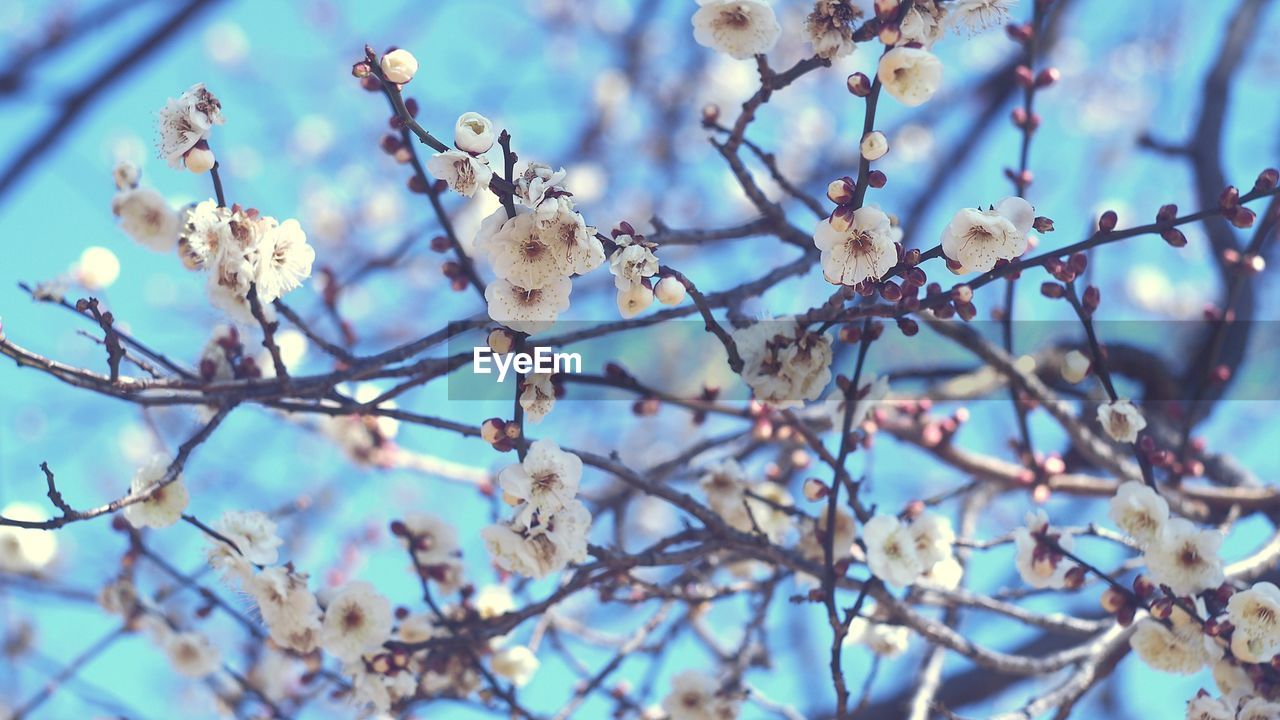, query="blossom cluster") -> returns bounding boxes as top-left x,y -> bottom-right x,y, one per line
733,320 -> 834,408
482,439 -> 593,578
